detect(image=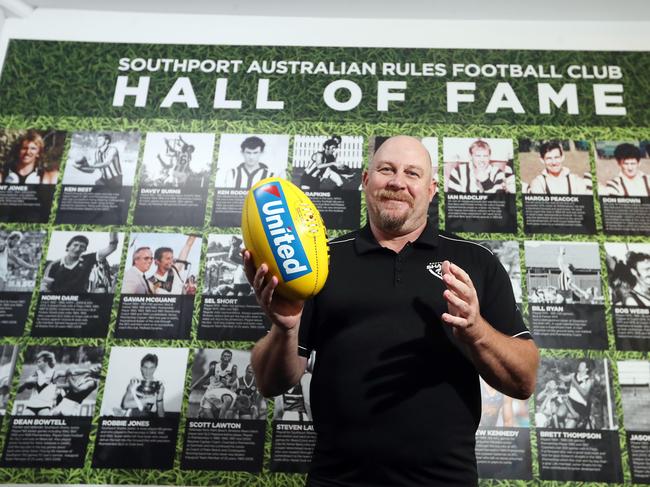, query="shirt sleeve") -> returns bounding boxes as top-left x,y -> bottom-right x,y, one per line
298,298 -> 316,358
479,253 -> 532,339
